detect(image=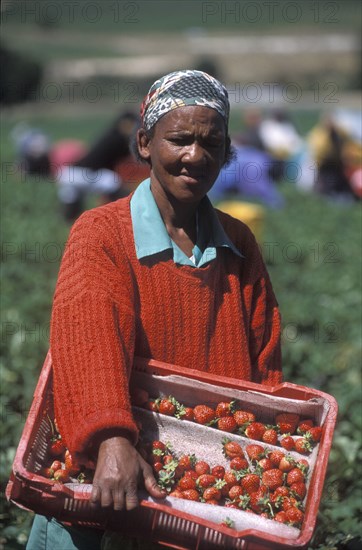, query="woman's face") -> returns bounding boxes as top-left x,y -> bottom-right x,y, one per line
138,105 -> 227,204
